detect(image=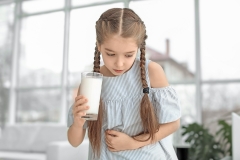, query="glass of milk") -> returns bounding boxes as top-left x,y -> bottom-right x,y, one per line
80,72 -> 103,121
